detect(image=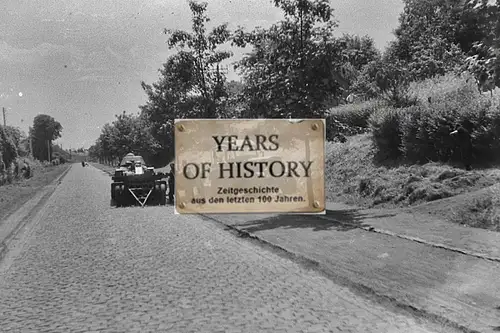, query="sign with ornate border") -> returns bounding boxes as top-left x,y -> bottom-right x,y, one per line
174,119 -> 325,214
